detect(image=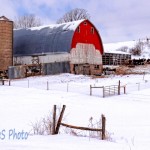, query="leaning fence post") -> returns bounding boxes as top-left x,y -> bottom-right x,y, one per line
52,105 -> 56,135
55,105 -> 66,134
101,114 -> 106,140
